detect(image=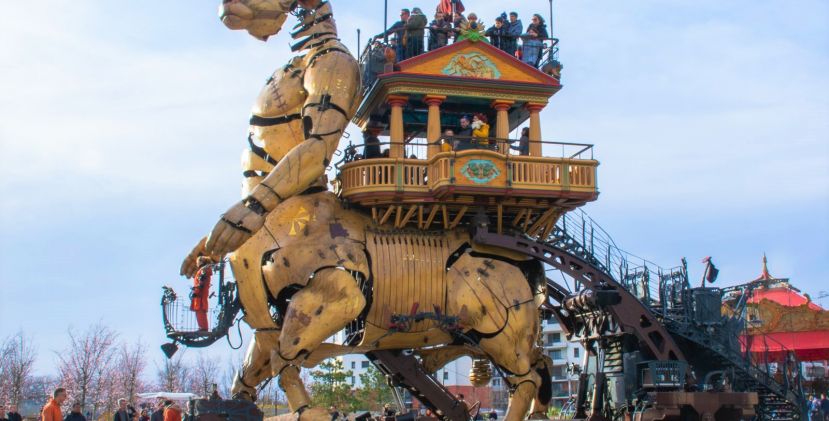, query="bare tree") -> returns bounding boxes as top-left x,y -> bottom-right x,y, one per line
189,354 -> 221,397
117,341 -> 148,402
57,323 -> 118,417
218,356 -> 240,399
156,355 -> 190,392
0,332 -> 38,405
